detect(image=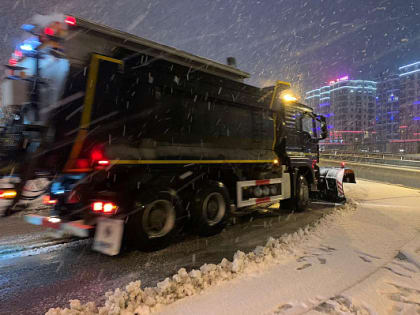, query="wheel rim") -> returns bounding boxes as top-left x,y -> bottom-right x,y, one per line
202,192 -> 226,226
142,199 -> 176,238
298,178 -> 309,207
